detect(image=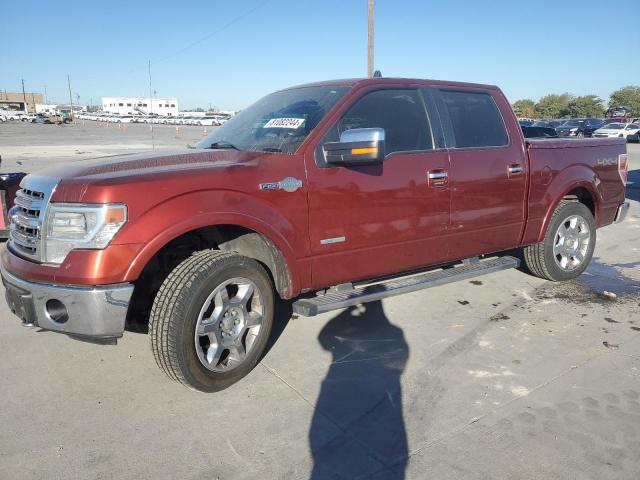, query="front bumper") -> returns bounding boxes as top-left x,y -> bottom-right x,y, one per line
615,202 -> 630,223
1,262 -> 134,340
